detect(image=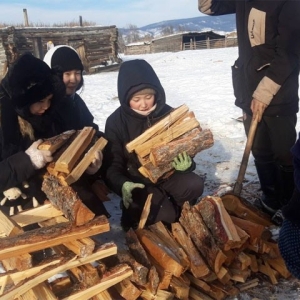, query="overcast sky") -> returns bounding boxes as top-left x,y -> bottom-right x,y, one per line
0,0 -> 203,28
